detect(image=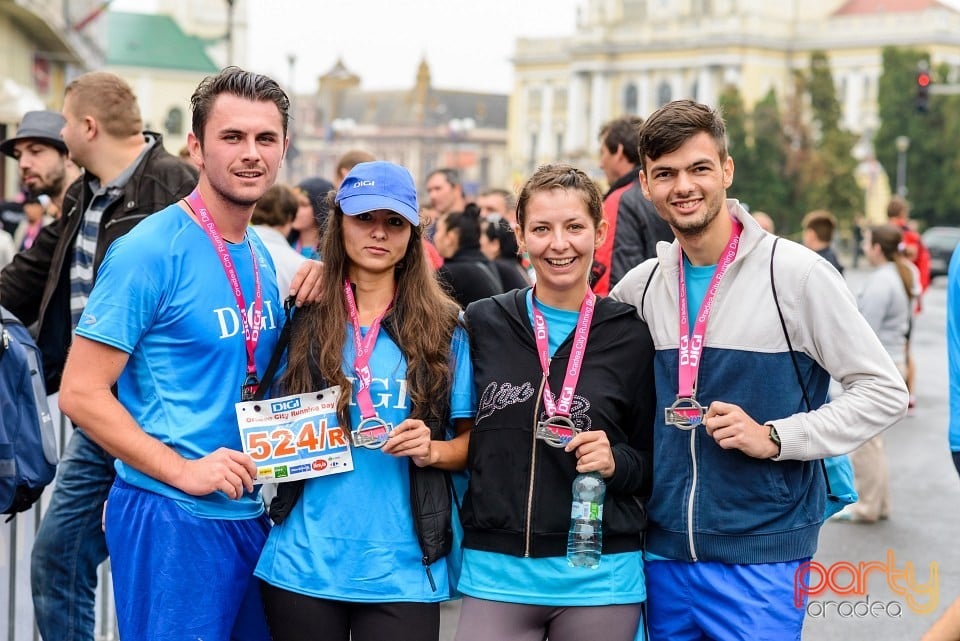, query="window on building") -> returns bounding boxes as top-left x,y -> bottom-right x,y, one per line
556,131 -> 564,158
691,0 -> 711,15
529,132 -> 539,172
624,83 -> 638,114
554,88 -> 568,112
164,107 -> 183,135
657,82 -> 672,107
623,0 -> 646,20
528,88 -> 542,113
